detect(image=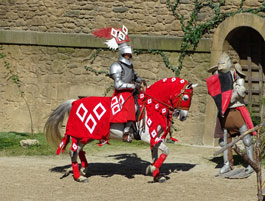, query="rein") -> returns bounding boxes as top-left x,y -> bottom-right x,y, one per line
141,82 -> 191,111
171,83 -> 192,111
141,91 -> 175,111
